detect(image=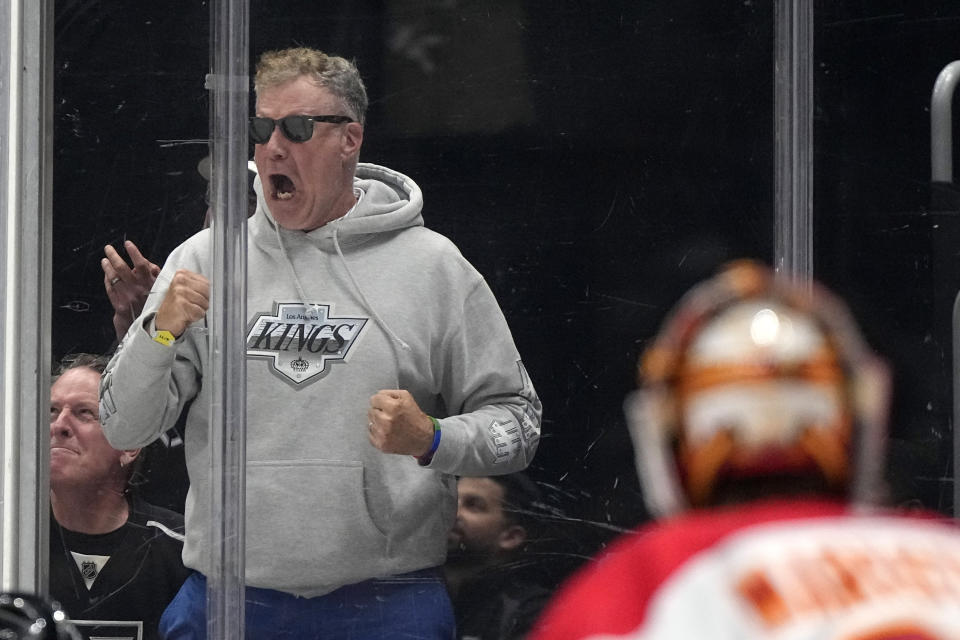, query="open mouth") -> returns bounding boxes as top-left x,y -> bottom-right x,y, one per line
270,173 -> 296,201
